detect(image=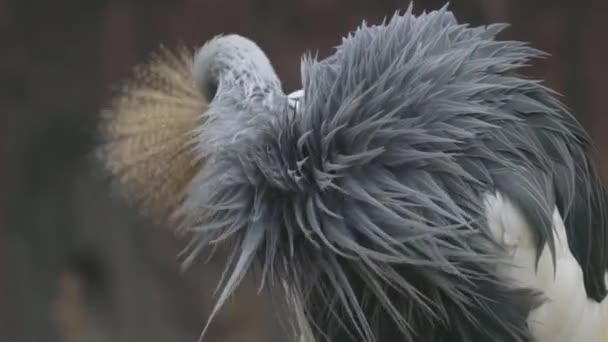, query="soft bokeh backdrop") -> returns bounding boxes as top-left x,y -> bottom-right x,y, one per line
1,0 -> 607,341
